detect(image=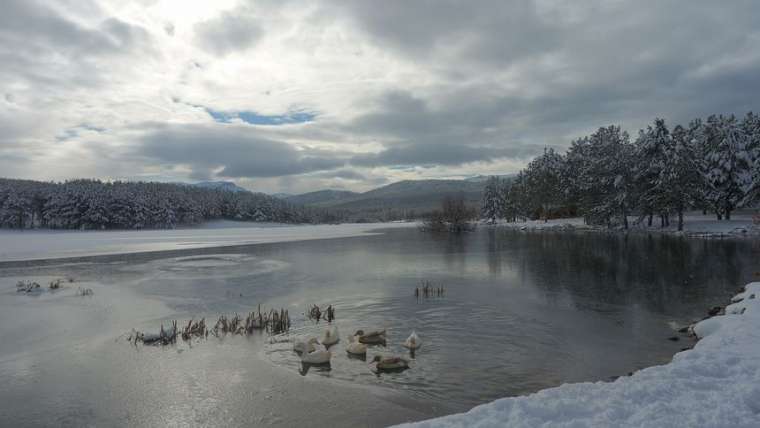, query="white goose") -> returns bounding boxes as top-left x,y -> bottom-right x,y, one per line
346,334 -> 368,355
293,337 -> 319,354
402,331 -> 422,350
321,325 -> 340,346
301,346 -> 331,364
